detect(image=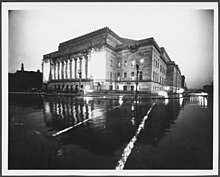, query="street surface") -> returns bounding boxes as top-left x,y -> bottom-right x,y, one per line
9,93 -> 213,169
